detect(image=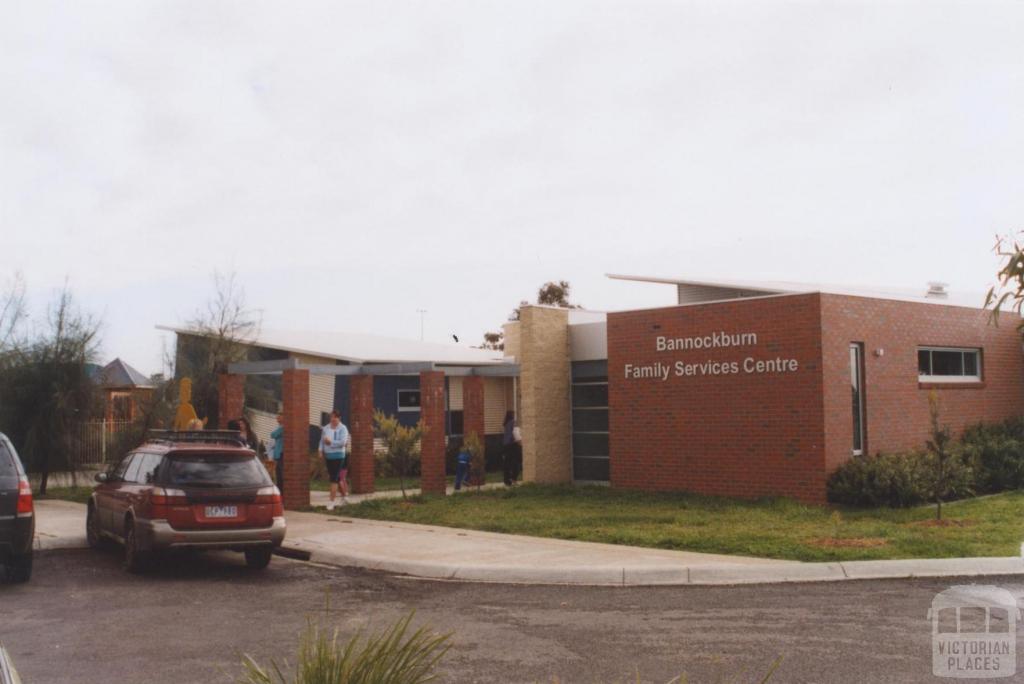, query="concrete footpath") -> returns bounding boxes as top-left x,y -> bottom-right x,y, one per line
31,499 -> 1024,586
